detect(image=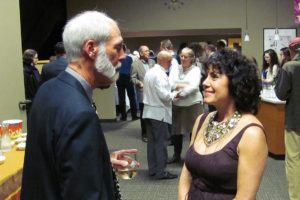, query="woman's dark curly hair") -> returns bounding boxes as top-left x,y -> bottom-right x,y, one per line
205,49 -> 261,114
262,49 -> 279,73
